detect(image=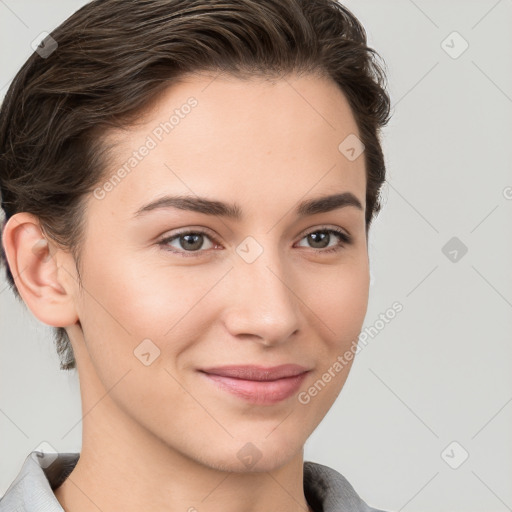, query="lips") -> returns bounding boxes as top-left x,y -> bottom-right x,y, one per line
199,364 -> 310,405
200,364 -> 309,381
